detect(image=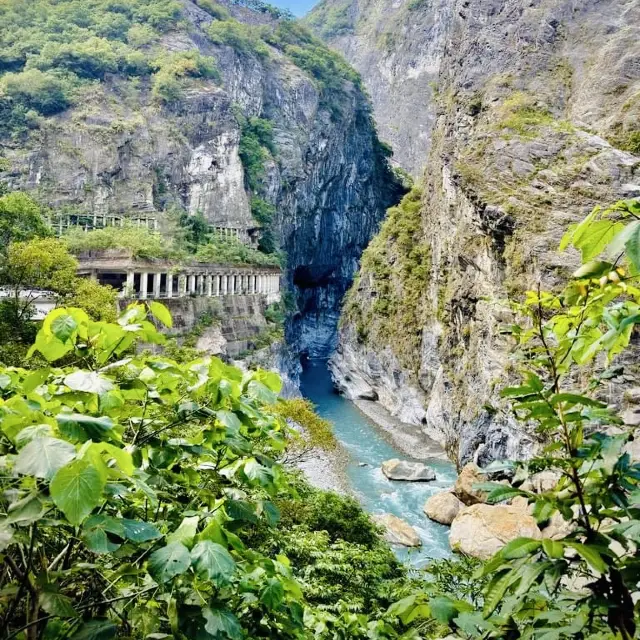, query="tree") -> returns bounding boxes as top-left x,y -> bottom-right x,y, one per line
0,192 -> 50,254
65,278 -> 118,322
0,238 -> 78,324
